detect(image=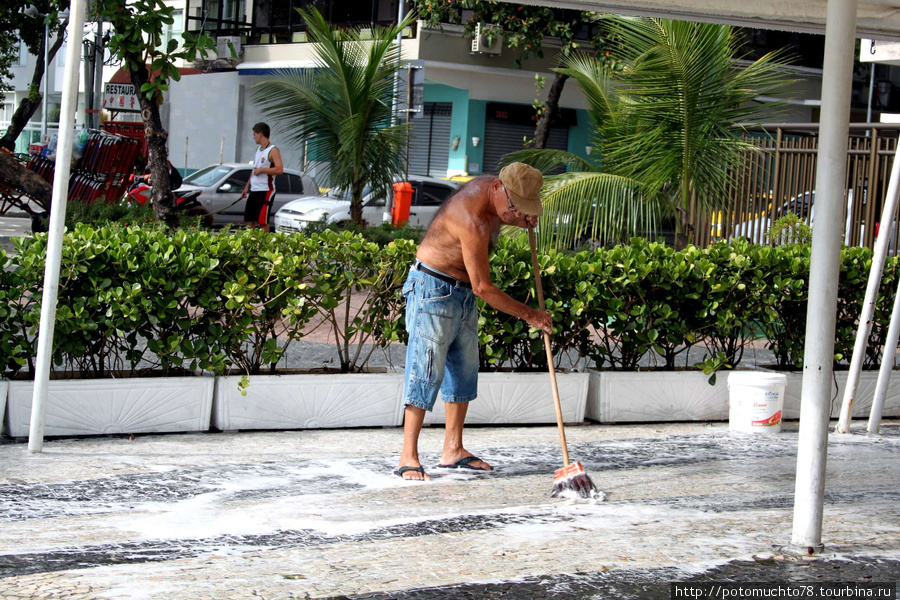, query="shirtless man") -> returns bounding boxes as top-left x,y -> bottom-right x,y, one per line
394,162 -> 553,481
